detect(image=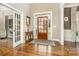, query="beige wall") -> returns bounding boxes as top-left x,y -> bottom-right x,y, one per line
0,11 -> 6,37
31,3 -> 61,41
8,3 -> 61,41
